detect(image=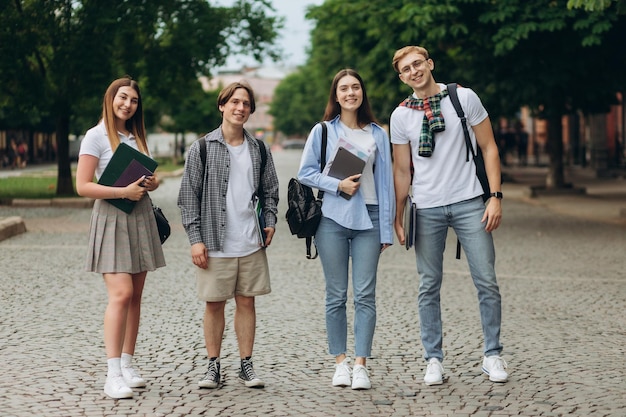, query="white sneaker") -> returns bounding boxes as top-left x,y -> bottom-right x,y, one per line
332,358 -> 352,387
122,366 -> 146,388
424,358 -> 444,386
482,356 -> 508,382
351,365 -> 371,390
104,374 -> 133,399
